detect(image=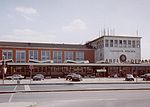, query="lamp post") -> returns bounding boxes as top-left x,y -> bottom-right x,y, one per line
29,65 -> 33,84
2,55 -> 5,84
